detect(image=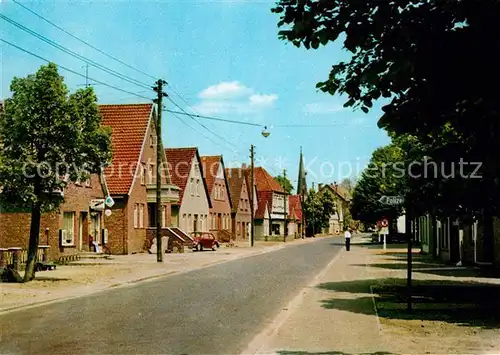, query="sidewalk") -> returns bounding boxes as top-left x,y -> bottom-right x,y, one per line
253,236 -> 500,355
0,236 -> 323,314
